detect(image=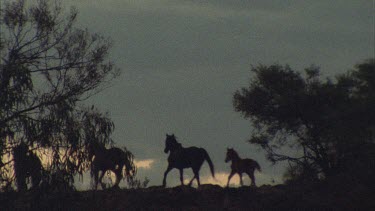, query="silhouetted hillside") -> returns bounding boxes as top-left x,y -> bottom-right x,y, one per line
1,183 -> 374,210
